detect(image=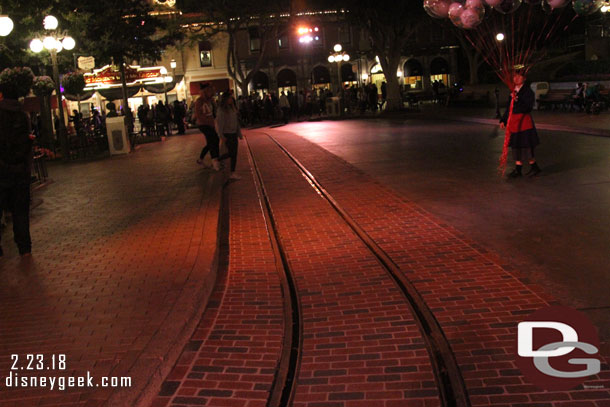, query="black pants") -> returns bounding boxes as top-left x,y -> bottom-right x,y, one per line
199,125 -> 219,159
175,119 -> 185,134
0,183 -> 31,254
219,133 -> 239,172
